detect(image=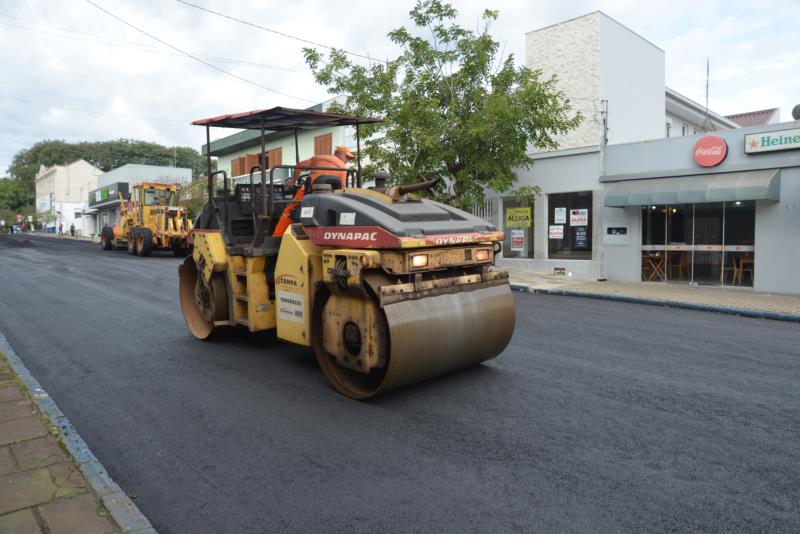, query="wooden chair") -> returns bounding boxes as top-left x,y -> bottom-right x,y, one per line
668,253 -> 689,281
722,254 -> 740,285
738,257 -> 754,286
